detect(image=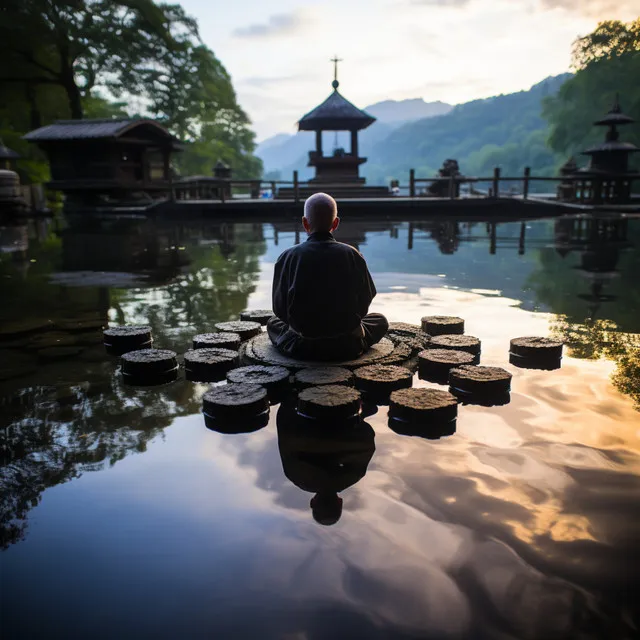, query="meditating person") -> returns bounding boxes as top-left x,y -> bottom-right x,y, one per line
267,192 -> 388,361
